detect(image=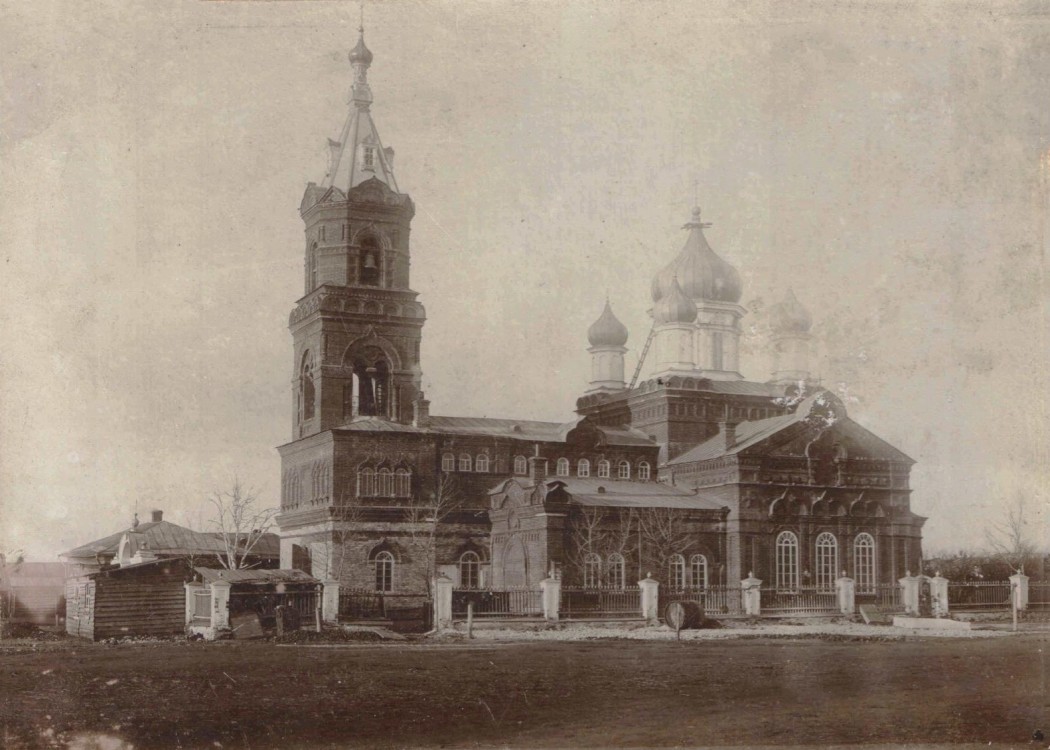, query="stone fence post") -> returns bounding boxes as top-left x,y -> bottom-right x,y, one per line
539,576 -> 560,622
210,580 -> 231,630
184,581 -> 204,627
322,580 -> 340,623
899,573 -> 919,616
1009,572 -> 1029,611
432,574 -> 454,631
741,572 -> 762,617
930,573 -> 949,617
638,574 -> 659,623
835,573 -> 855,615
